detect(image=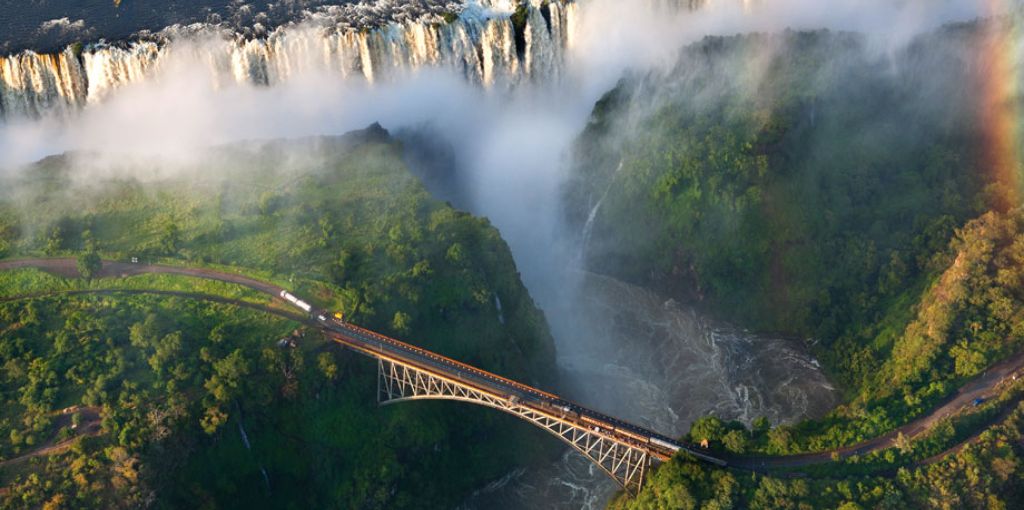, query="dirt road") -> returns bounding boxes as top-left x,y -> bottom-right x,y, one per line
727,352 -> 1024,470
